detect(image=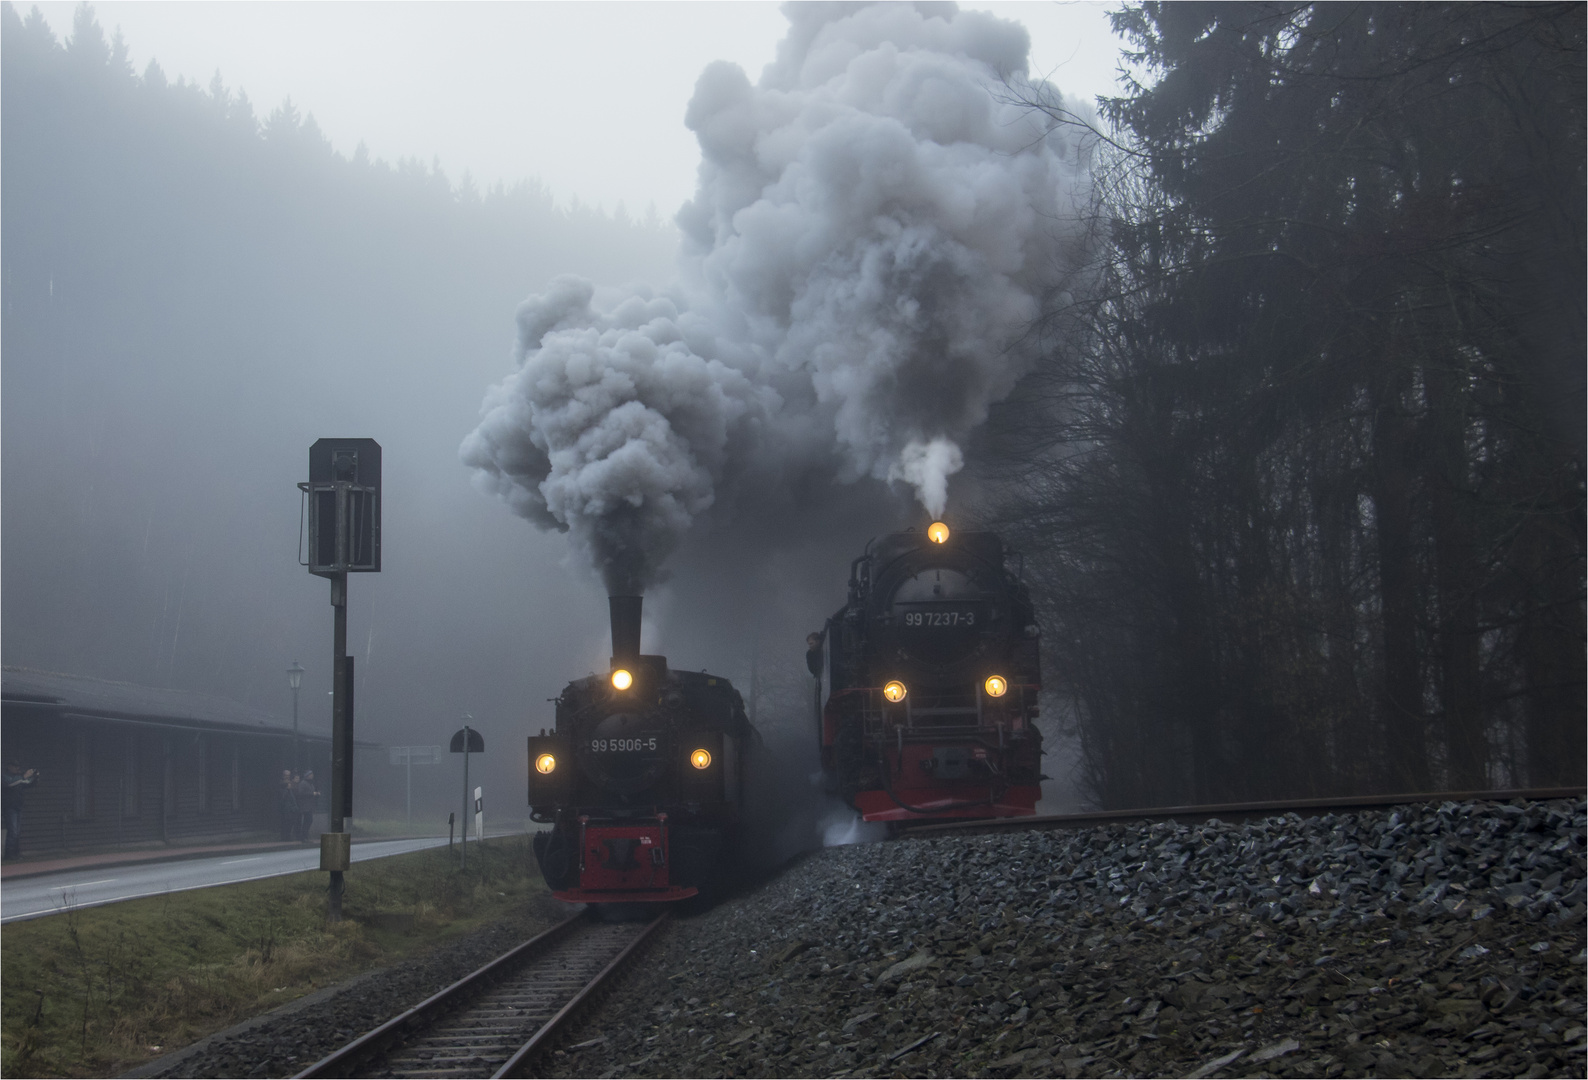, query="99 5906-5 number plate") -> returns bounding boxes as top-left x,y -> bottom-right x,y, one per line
590,737 -> 658,752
